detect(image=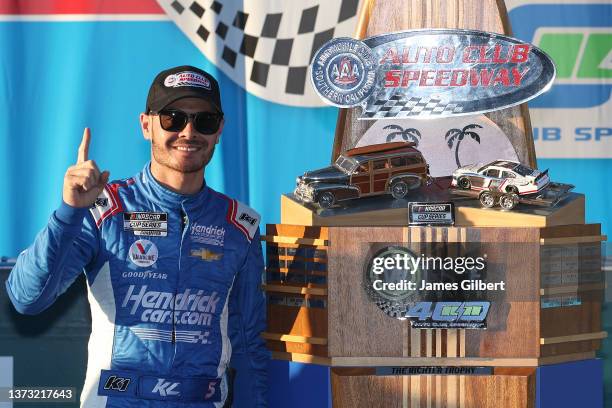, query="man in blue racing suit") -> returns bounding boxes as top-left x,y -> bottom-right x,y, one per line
6,66 -> 269,407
